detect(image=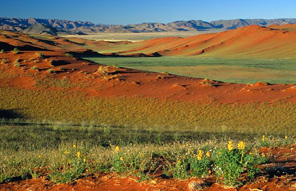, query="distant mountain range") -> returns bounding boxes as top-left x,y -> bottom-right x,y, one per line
1,17 -> 296,35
